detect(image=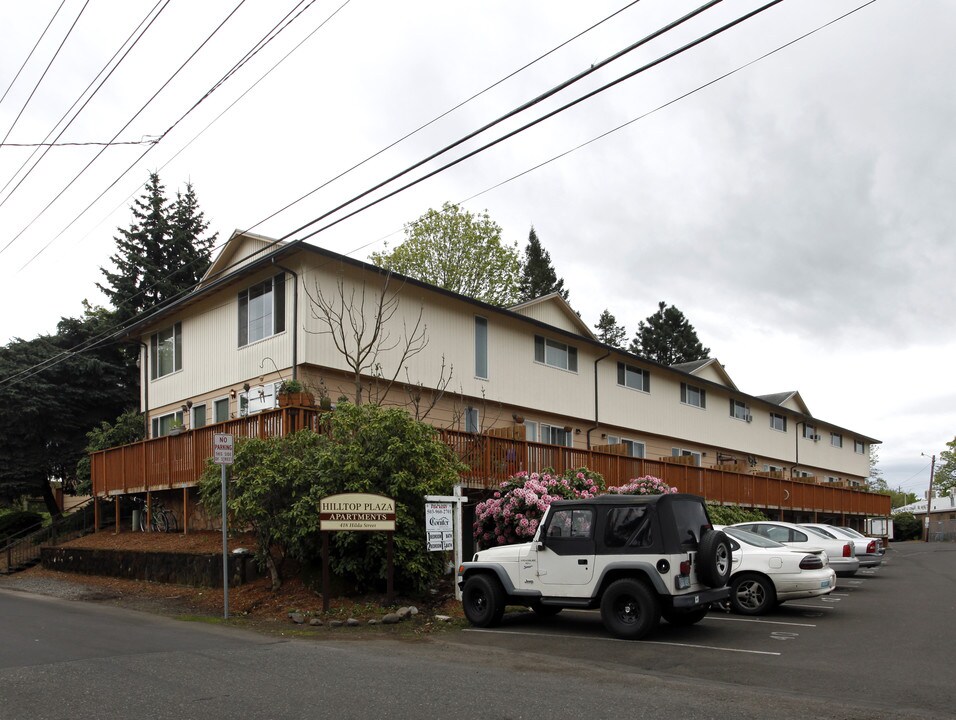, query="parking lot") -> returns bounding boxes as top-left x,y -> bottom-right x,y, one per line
452,542 -> 956,718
